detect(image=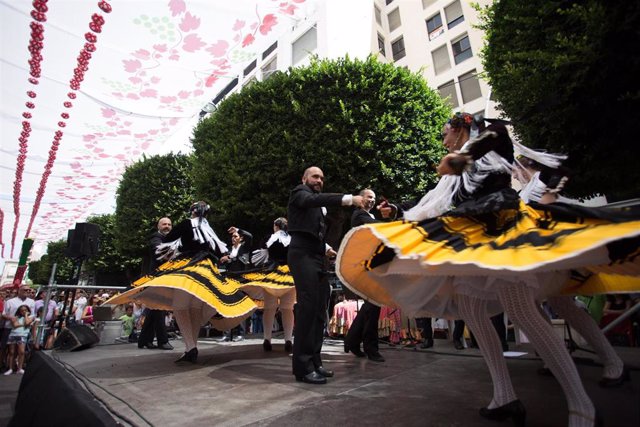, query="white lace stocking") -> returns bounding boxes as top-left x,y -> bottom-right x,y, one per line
458,294 -> 517,409
497,283 -> 595,427
548,295 -> 623,379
